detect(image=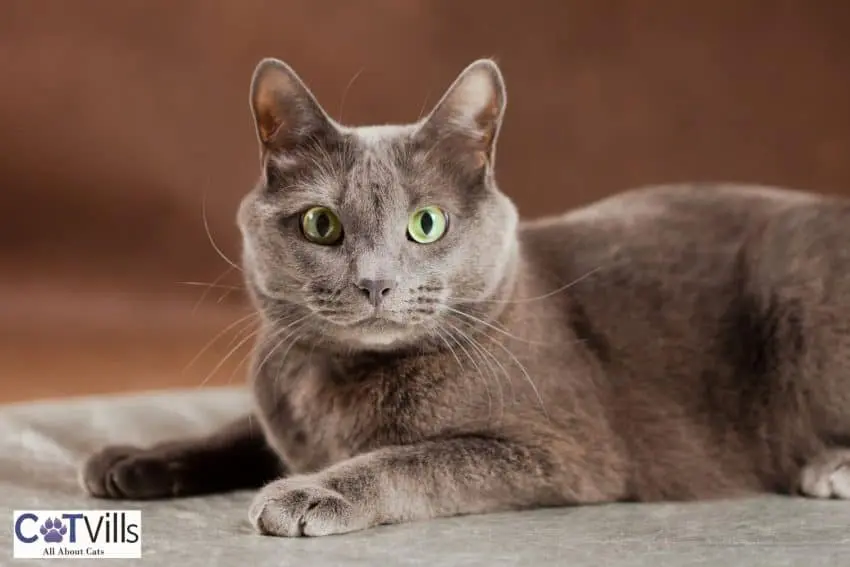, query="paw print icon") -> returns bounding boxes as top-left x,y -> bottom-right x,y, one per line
39,518 -> 68,543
